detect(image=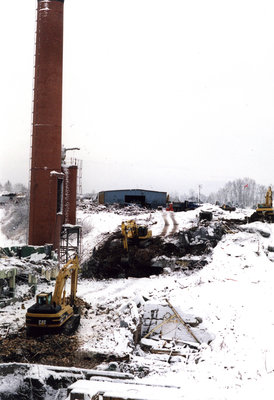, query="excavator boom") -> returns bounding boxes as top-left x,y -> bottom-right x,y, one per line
52,257 -> 79,305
